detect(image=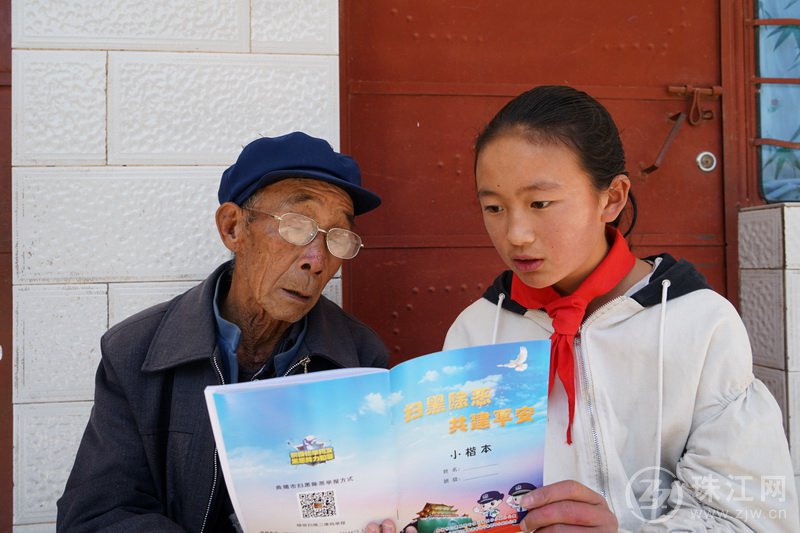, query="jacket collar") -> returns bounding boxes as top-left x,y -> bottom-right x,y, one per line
482,253 -> 712,315
142,262 -> 231,372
